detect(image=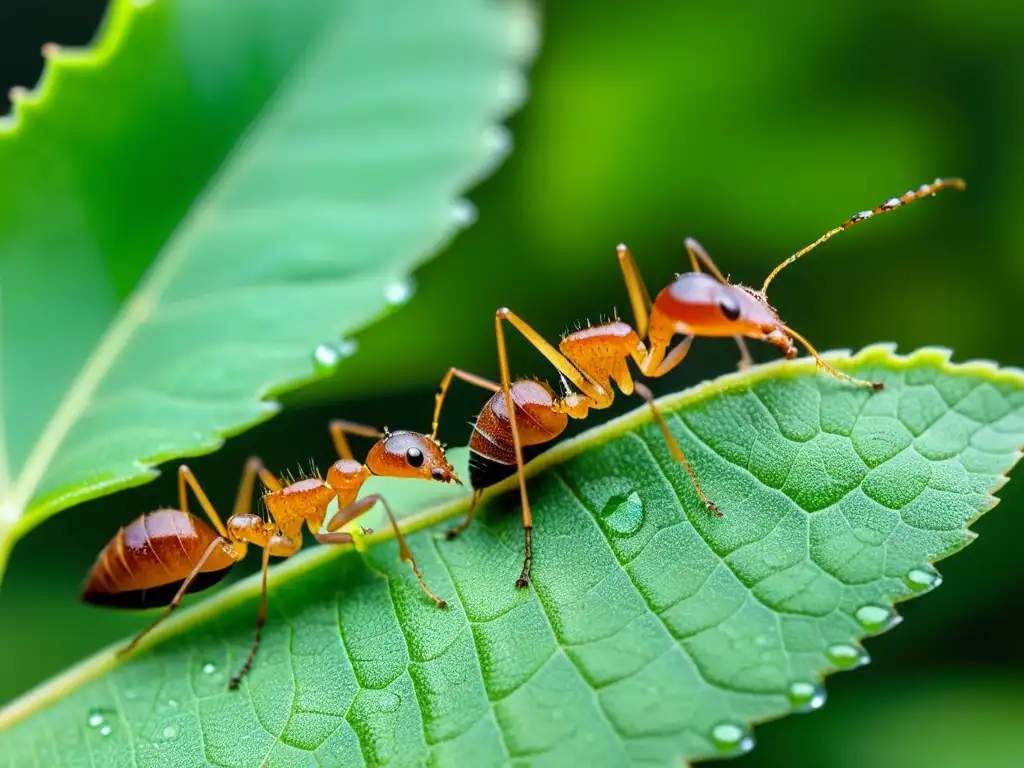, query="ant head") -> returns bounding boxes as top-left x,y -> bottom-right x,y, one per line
651,272 -> 796,354
365,430 -> 463,485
